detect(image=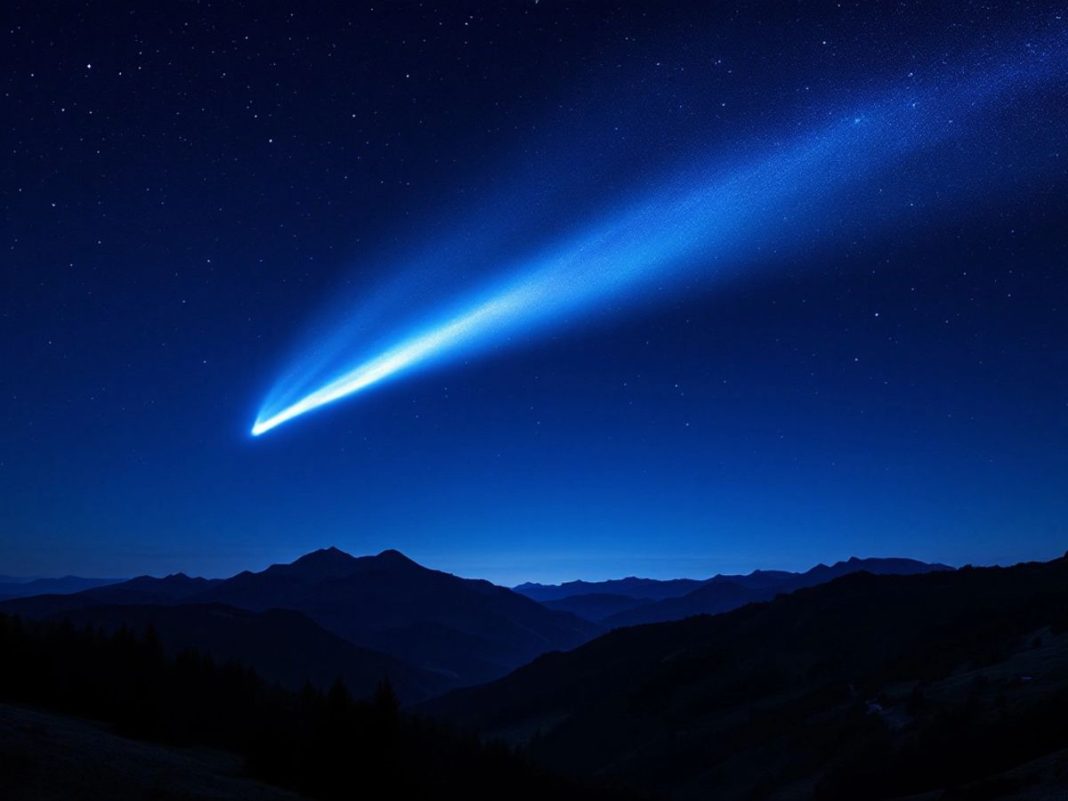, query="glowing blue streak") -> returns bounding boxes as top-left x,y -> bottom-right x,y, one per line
251,287 -> 536,435
252,39 -> 1066,436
